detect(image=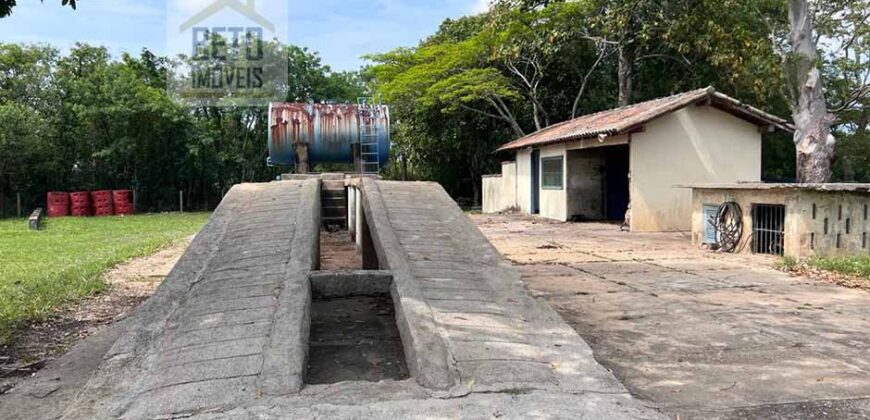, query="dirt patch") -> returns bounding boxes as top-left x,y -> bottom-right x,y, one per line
320,229 -> 362,270
0,236 -> 193,386
781,262 -> 870,292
